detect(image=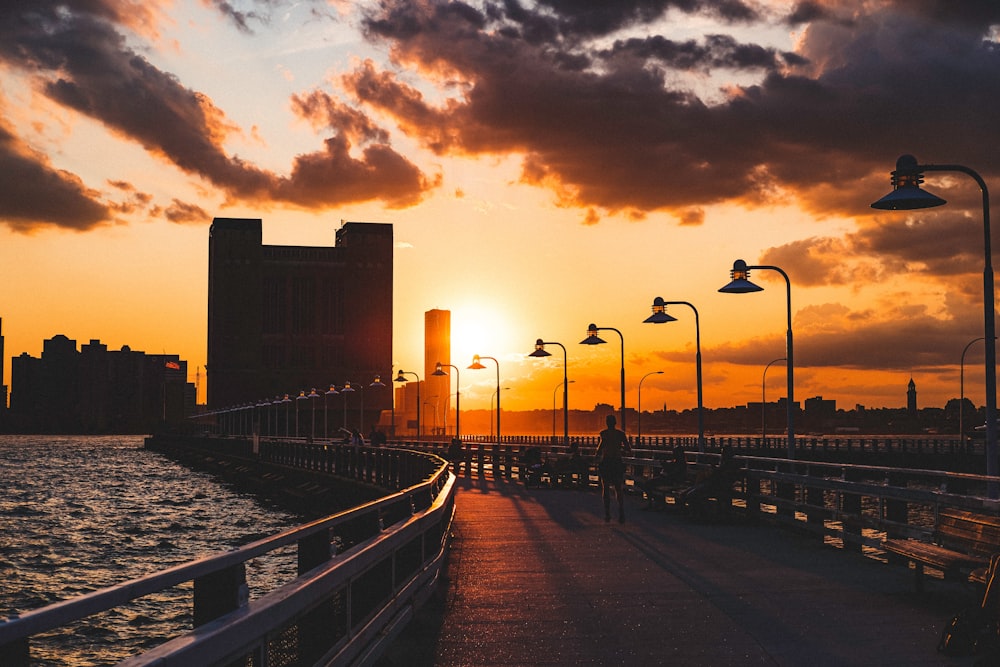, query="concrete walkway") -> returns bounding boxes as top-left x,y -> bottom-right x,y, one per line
378,475 -> 985,666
